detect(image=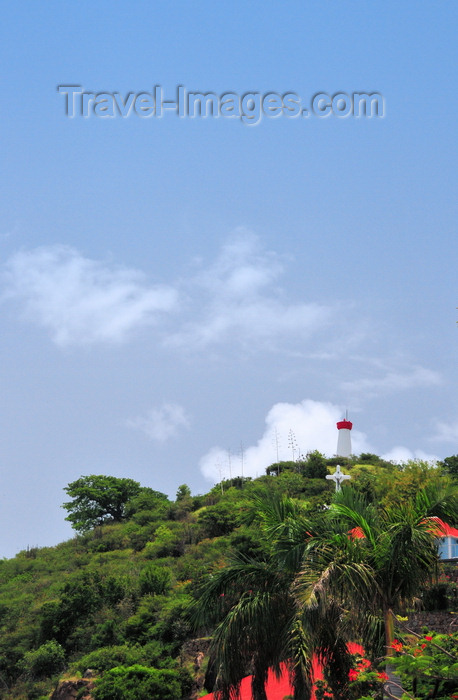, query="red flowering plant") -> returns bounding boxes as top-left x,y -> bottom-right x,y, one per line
346,653 -> 389,700
388,629 -> 458,700
314,652 -> 387,700
312,631 -> 458,700
323,630 -> 458,700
